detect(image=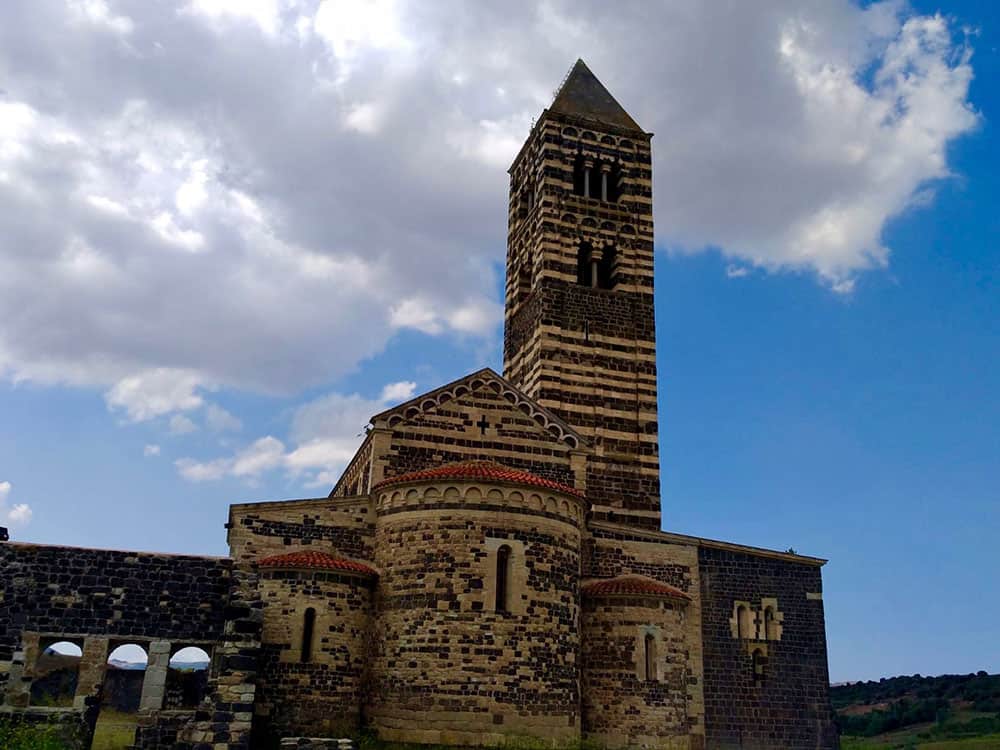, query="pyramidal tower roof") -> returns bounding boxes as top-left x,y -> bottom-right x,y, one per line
548,59 -> 644,133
